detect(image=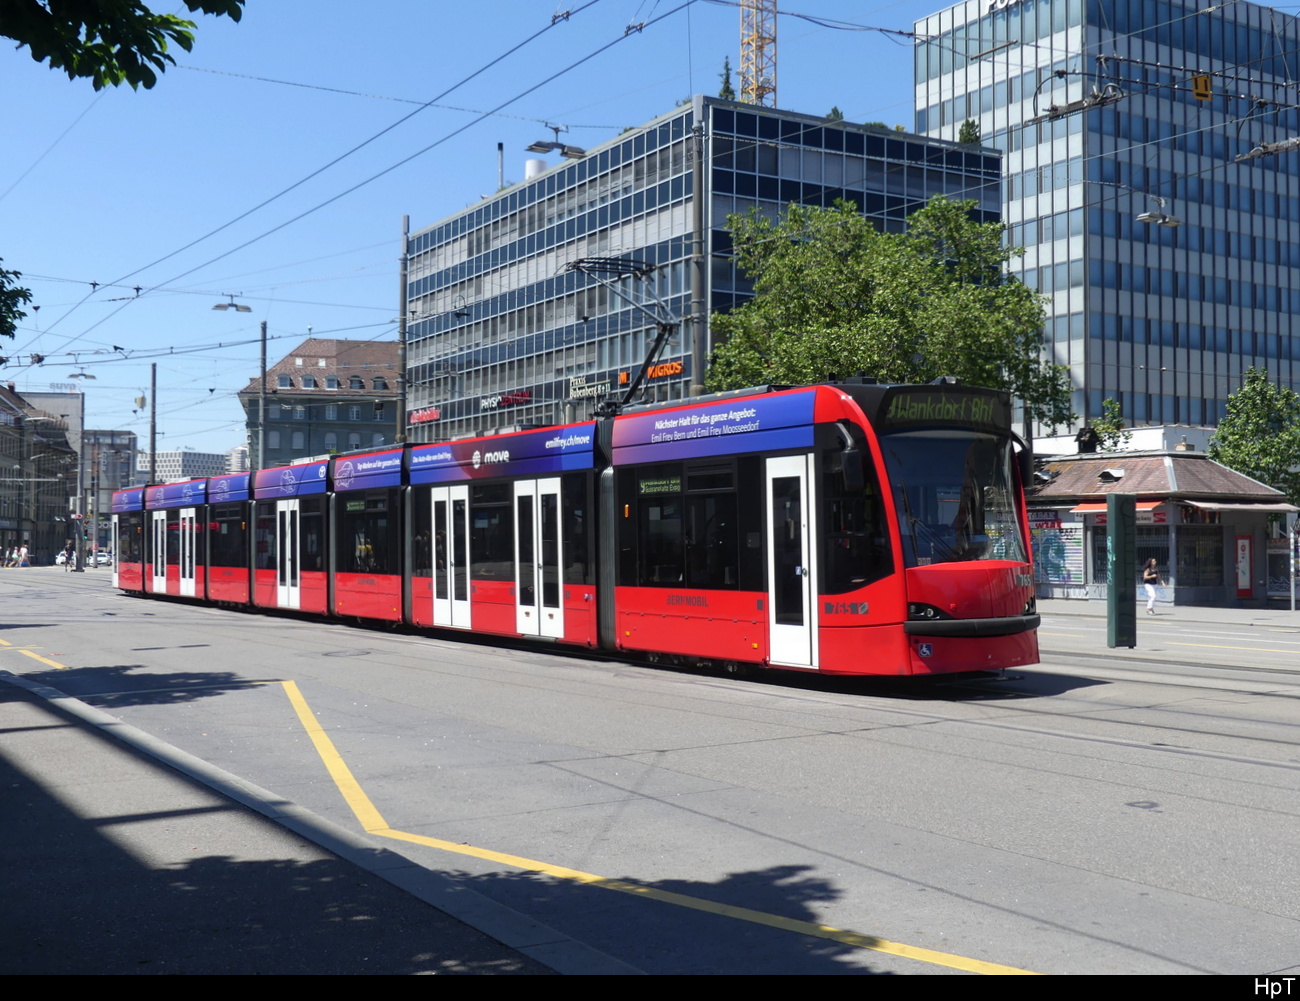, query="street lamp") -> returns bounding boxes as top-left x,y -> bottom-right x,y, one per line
212,294 -> 253,312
